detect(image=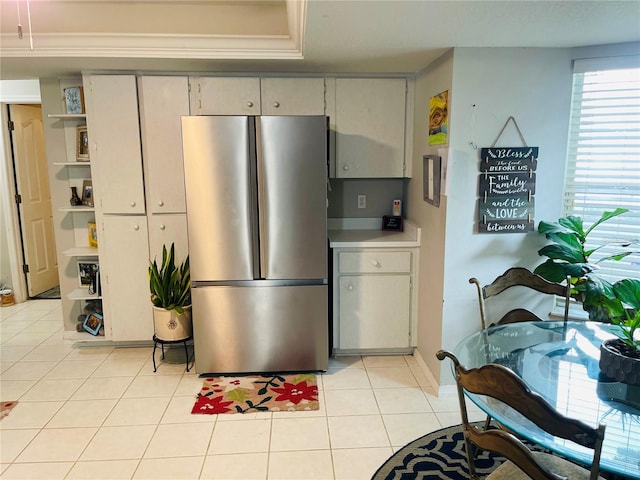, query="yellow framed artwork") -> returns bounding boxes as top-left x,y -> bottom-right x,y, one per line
429,90 -> 448,145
